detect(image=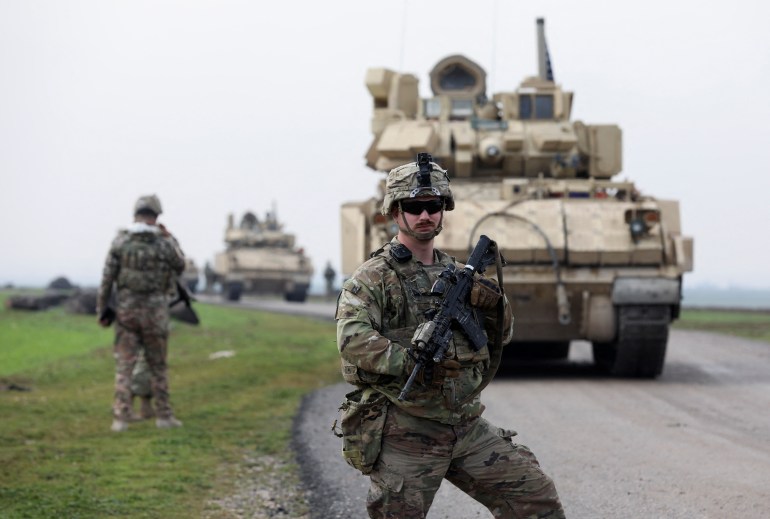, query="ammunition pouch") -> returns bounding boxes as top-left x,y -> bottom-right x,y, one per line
118,268 -> 167,294
334,387 -> 388,475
